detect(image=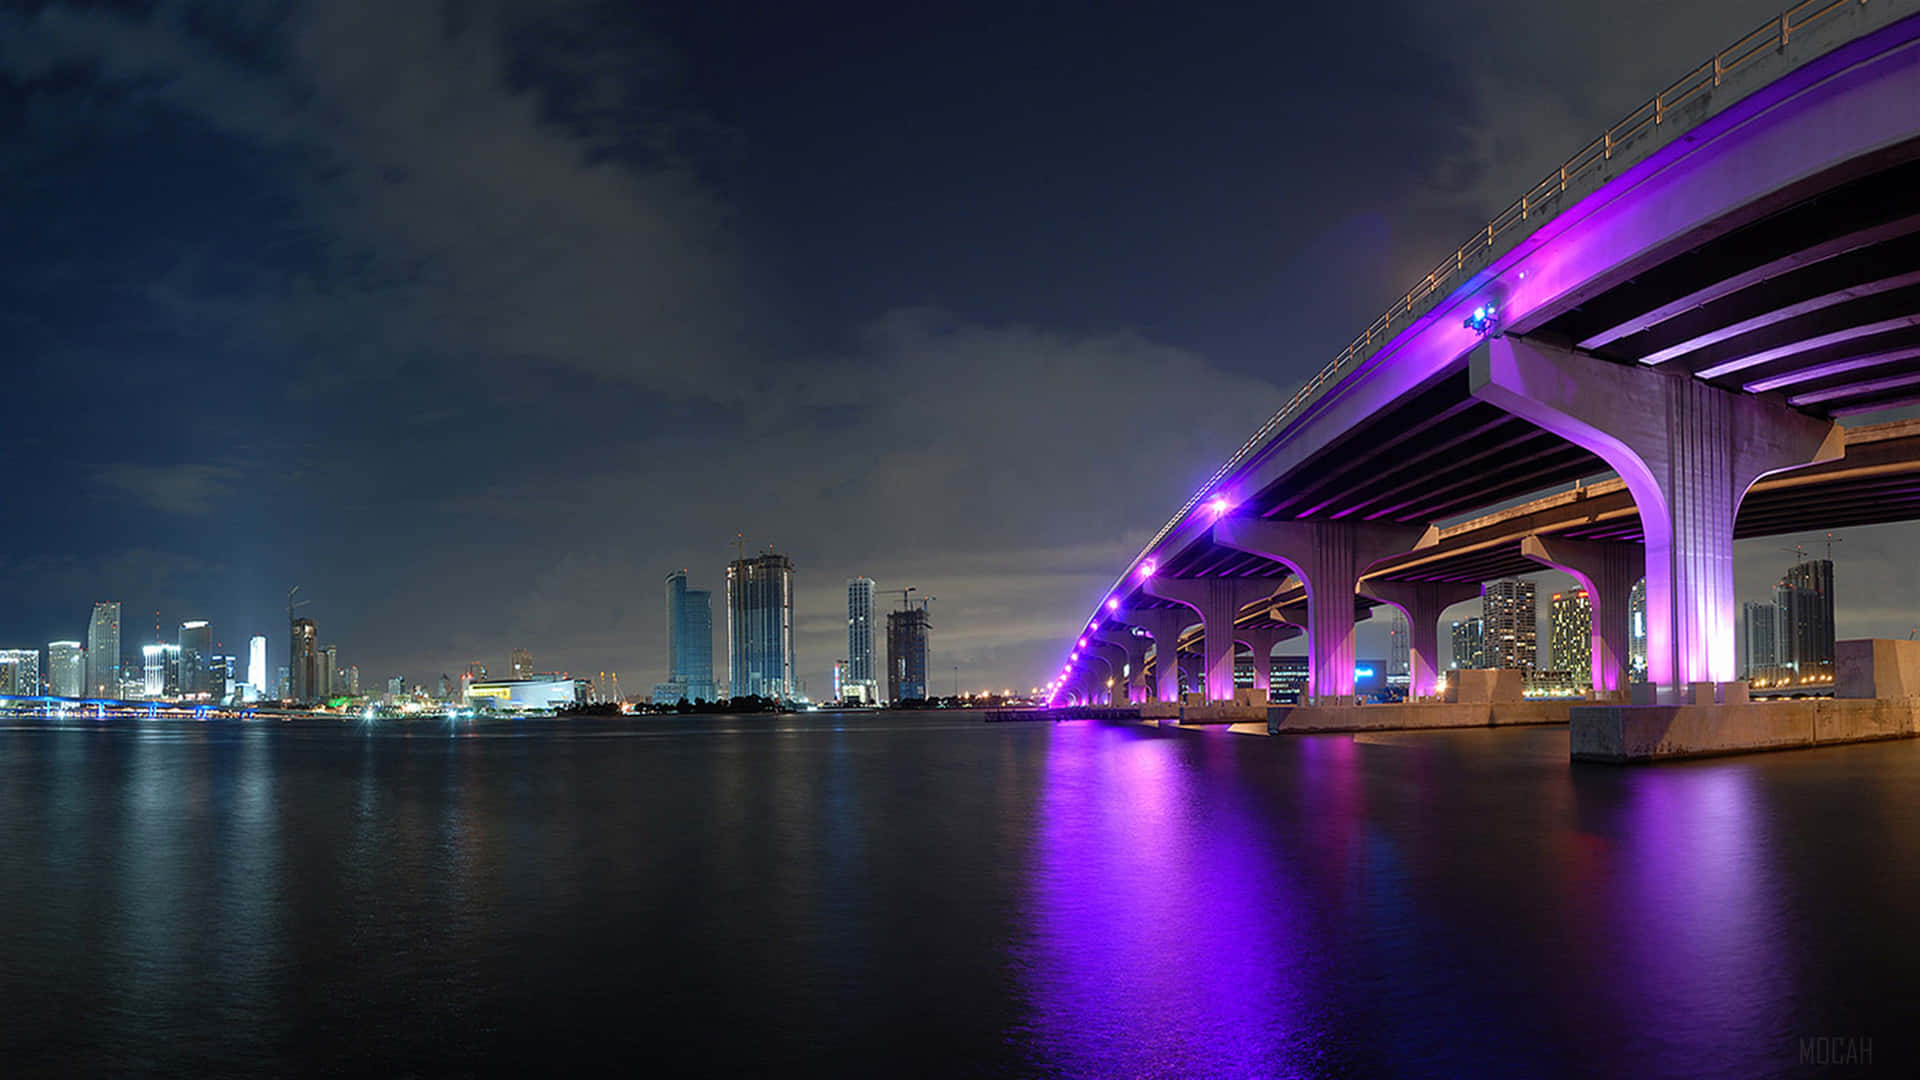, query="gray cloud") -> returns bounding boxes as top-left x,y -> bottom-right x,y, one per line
94,462 -> 244,516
